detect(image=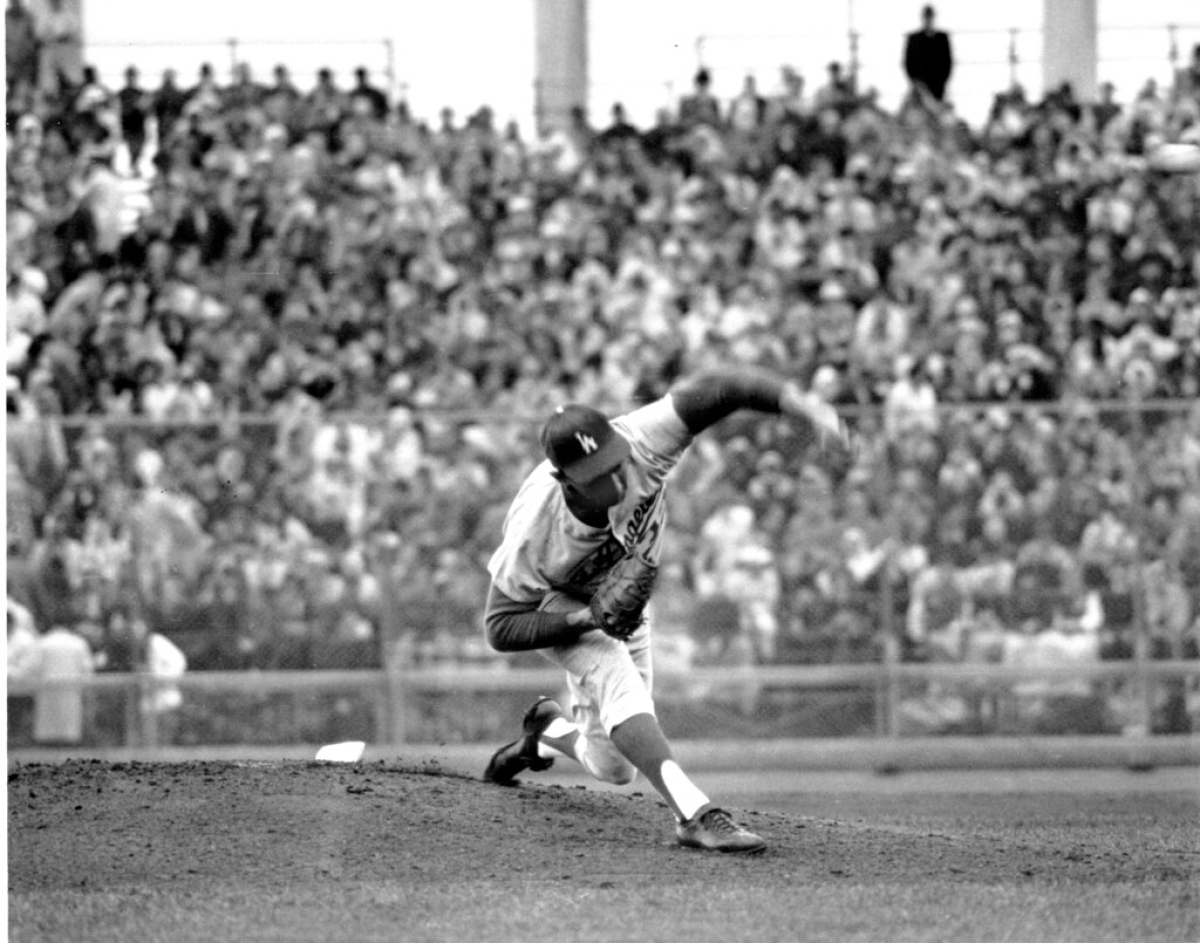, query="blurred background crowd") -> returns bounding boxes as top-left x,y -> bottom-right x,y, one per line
7,5 -> 1200,745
